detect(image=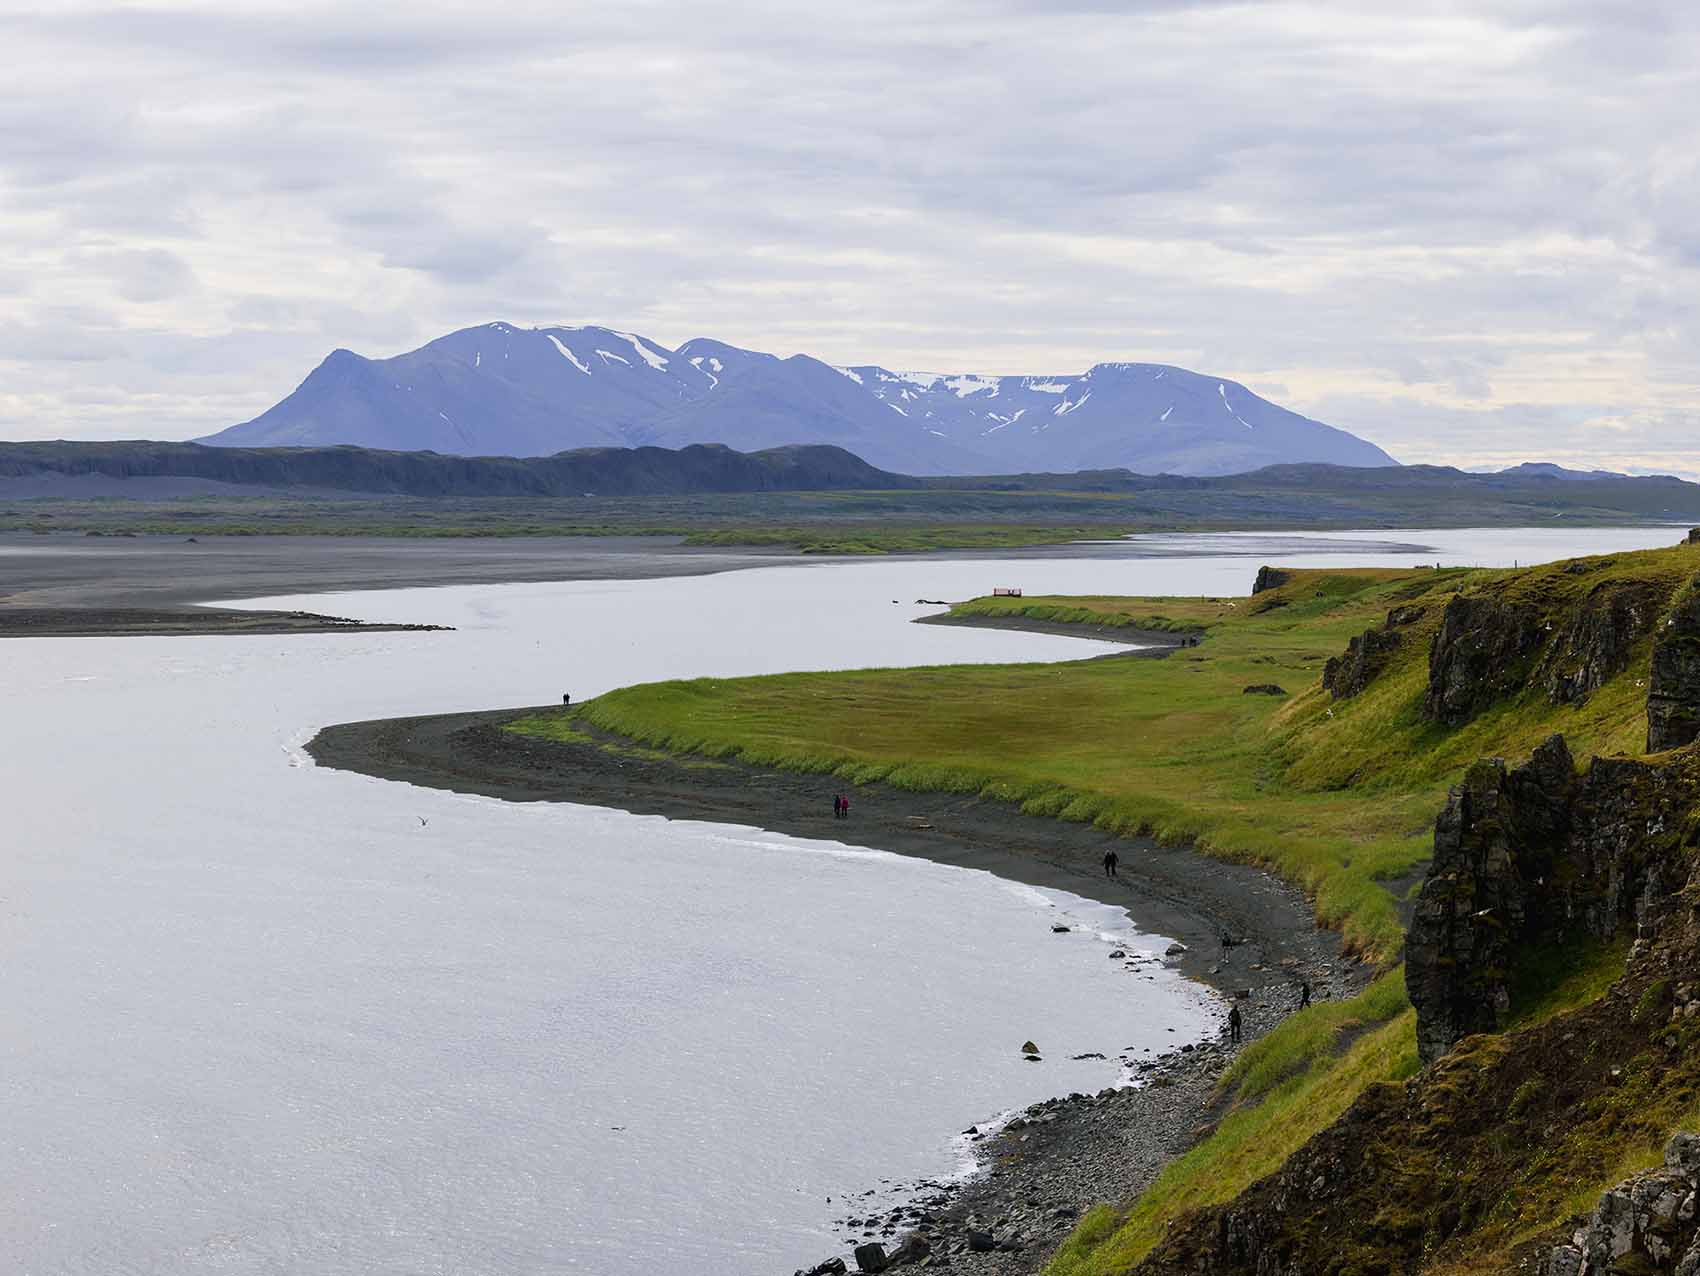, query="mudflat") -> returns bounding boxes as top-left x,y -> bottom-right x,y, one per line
0,533 -> 796,636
